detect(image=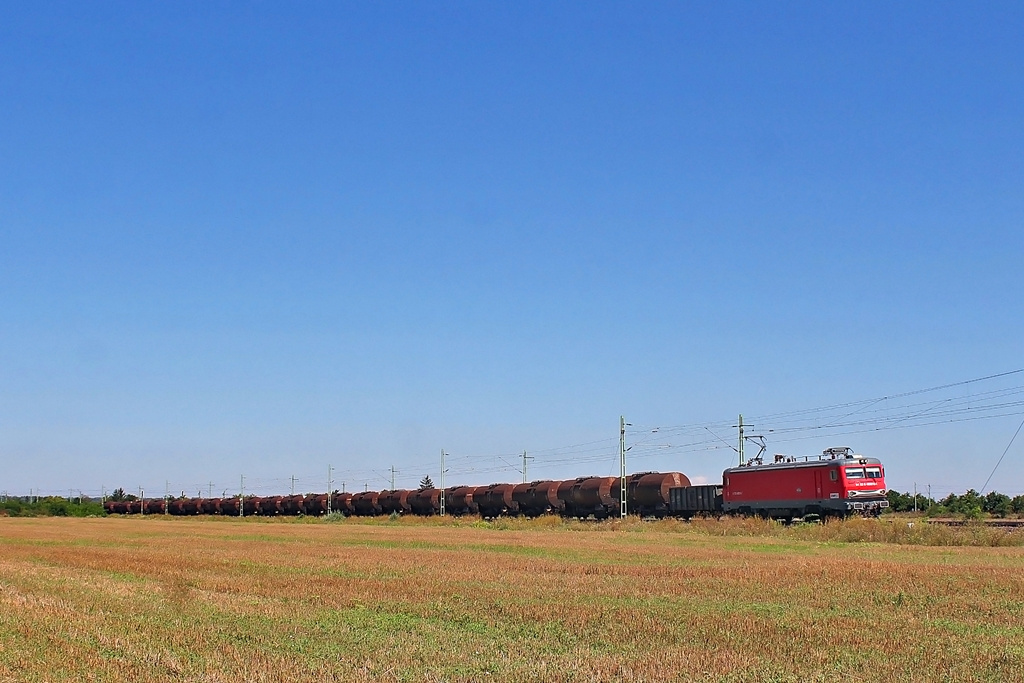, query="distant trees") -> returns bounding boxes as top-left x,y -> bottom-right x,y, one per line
886,490 -> 924,512
419,476 -> 435,490
886,488 -> 1023,518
